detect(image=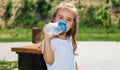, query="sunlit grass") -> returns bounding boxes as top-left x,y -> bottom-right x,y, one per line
0,27 -> 120,41
77,33 -> 120,41
0,29 -> 32,42
0,60 -> 18,70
